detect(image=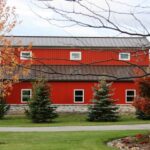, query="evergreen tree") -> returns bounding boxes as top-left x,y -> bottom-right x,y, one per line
26,80 -> 58,123
87,79 -> 119,122
0,96 -> 10,119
